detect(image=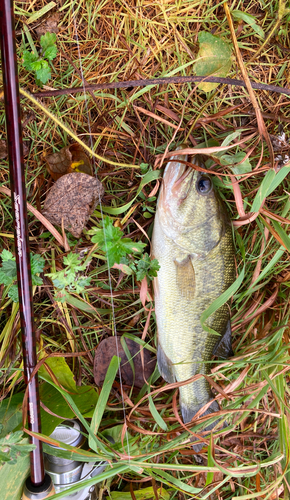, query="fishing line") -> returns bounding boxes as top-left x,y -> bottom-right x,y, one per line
71,4 -> 131,461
